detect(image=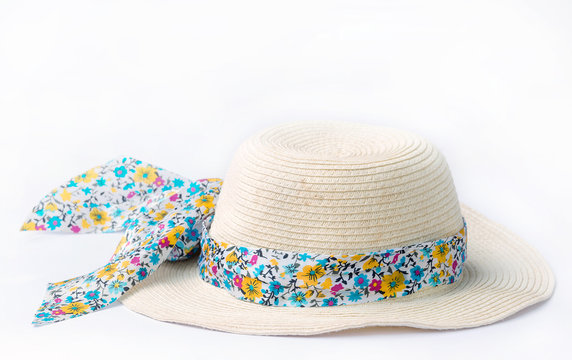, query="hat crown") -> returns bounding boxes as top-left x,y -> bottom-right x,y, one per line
210,121 -> 463,253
